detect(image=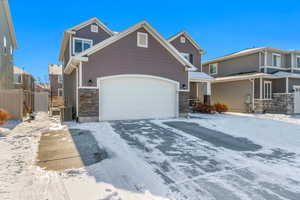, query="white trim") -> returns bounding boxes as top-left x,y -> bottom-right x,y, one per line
72,37 -> 93,55
91,24 -> 99,33
79,62 -> 83,87
264,51 -> 268,66
79,21 -> 197,71
206,81 -> 211,96
78,86 -> 98,89
209,63 -> 218,75
259,52 -> 261,67
264,81 -> 272,100
286,77 -> 289,94
137,32 -> 148,48
97,74 -> 180,121
76,68 -> 79,118
180,36 -> 186,43
259,65 -> 291,71
250,79 -> 255,111
272,53 -> 281,67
